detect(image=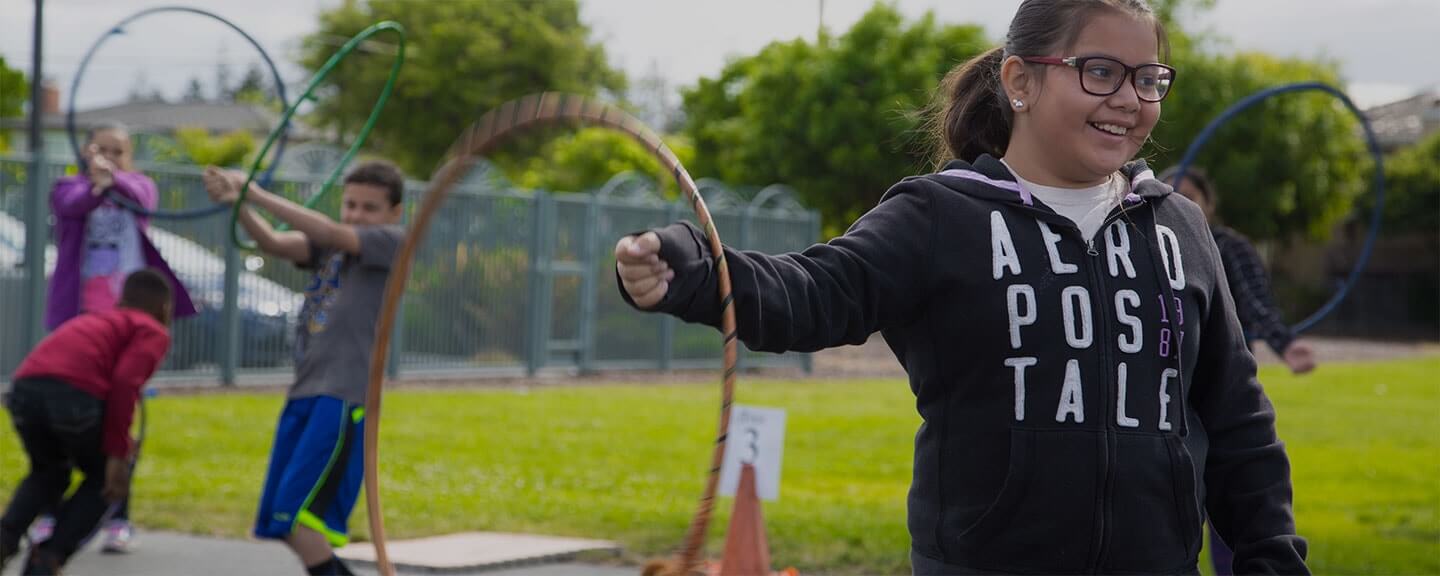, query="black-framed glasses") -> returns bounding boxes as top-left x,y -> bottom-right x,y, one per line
1022,56 -> 1176,103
